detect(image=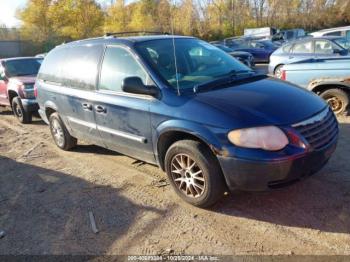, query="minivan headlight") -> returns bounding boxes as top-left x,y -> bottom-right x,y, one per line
228,126 -> 289,151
